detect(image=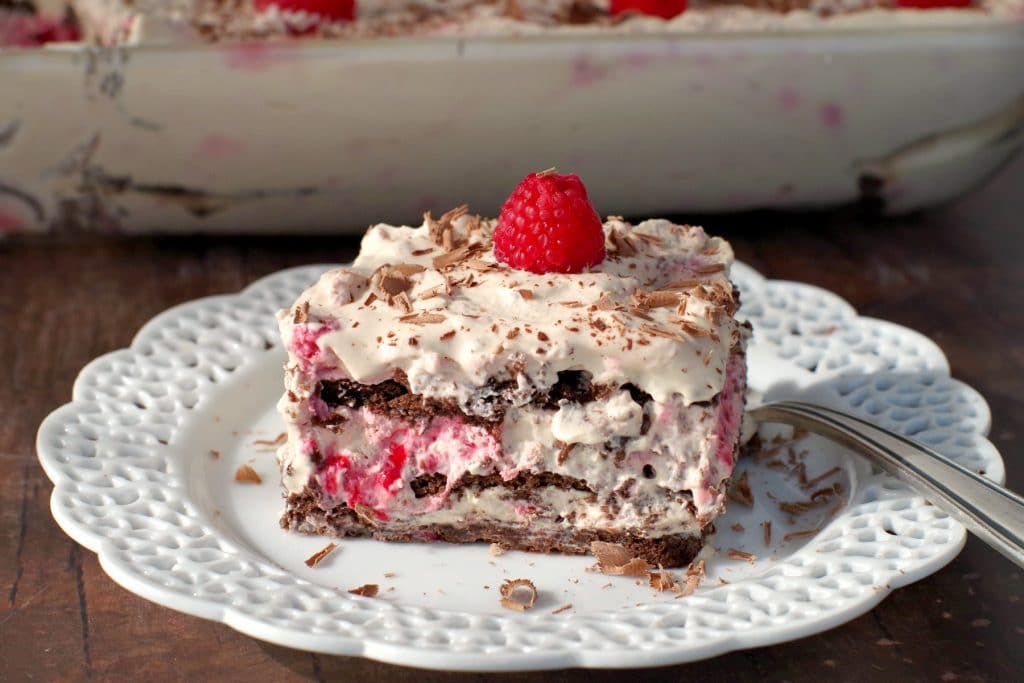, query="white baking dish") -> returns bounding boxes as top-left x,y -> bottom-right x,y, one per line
2,21 -> 1023,234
